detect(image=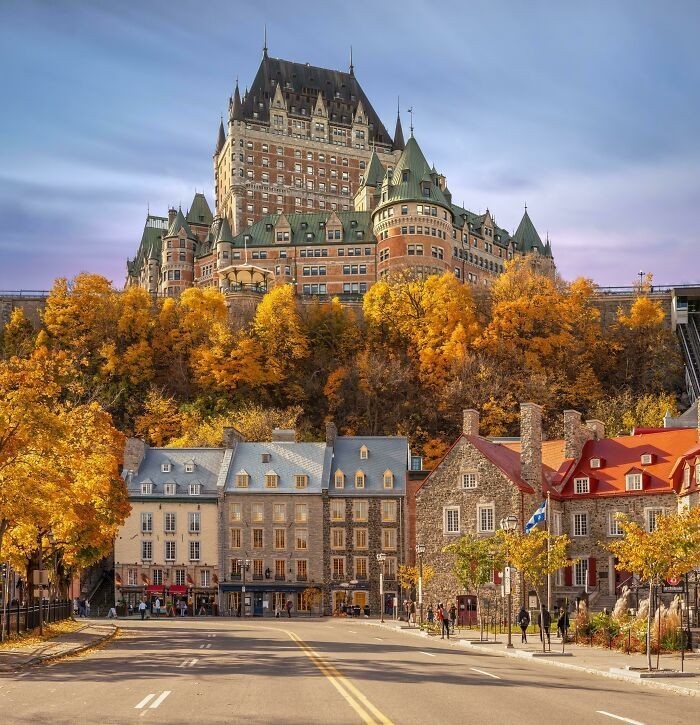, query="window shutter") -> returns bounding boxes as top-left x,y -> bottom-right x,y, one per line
564,565 -> 572,587
588,558 -> 596,587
